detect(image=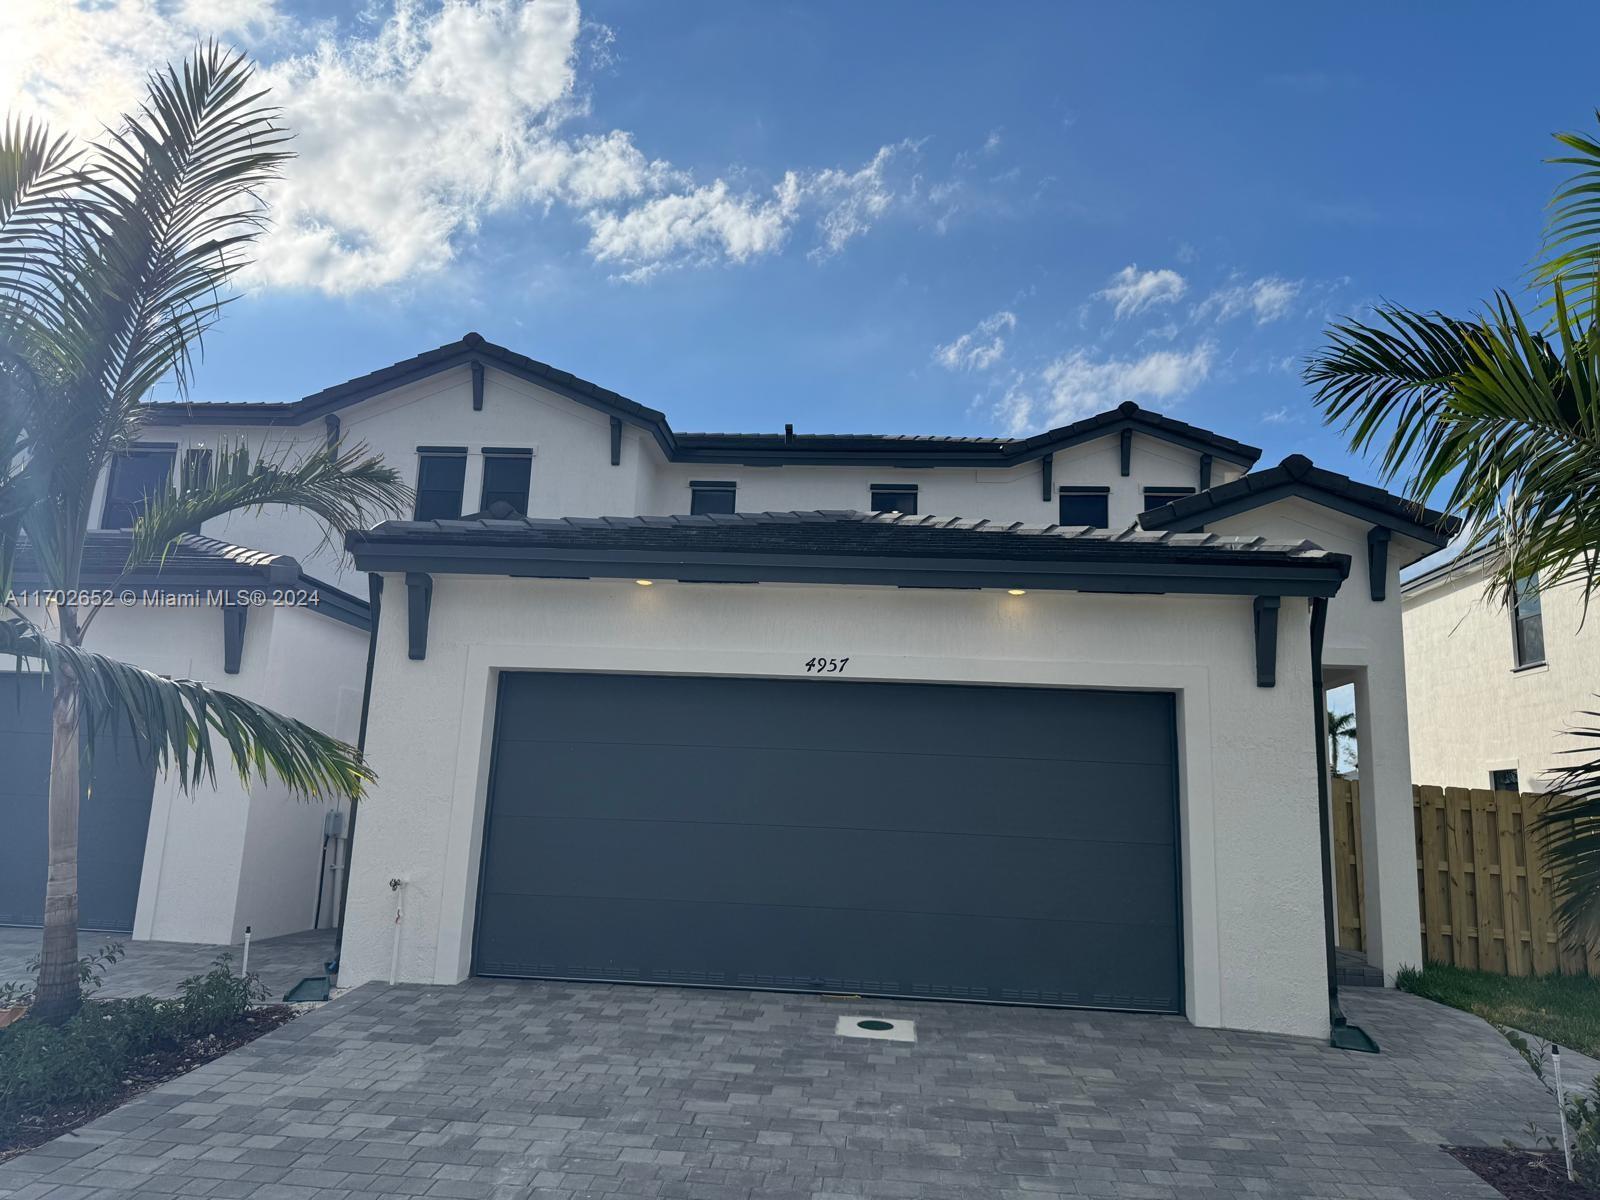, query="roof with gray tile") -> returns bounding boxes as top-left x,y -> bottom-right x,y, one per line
347,509 -> 1352,597
140,333 -> 1262,467
1138,452 -> 1462,546
12,531 -> 303,585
